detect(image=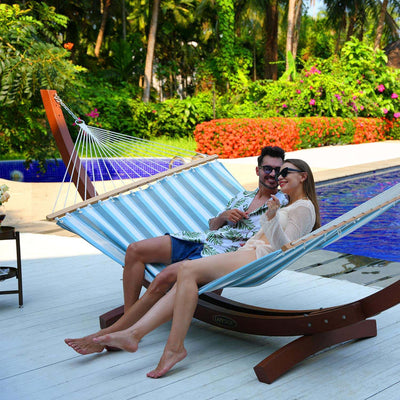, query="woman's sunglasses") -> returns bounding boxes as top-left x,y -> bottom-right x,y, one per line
278,167 -> 305,178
